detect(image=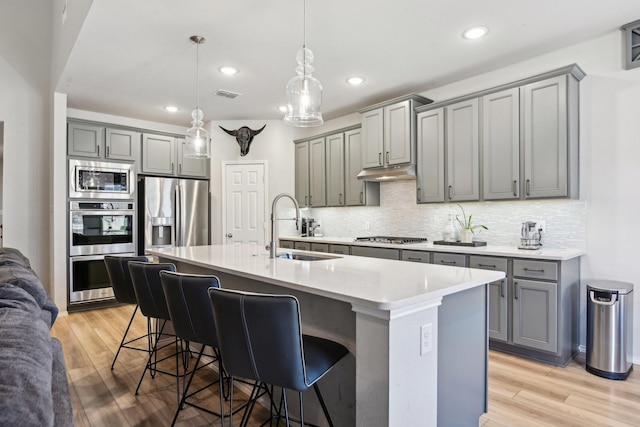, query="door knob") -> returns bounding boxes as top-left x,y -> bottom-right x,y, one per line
226,233 -> 233,238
